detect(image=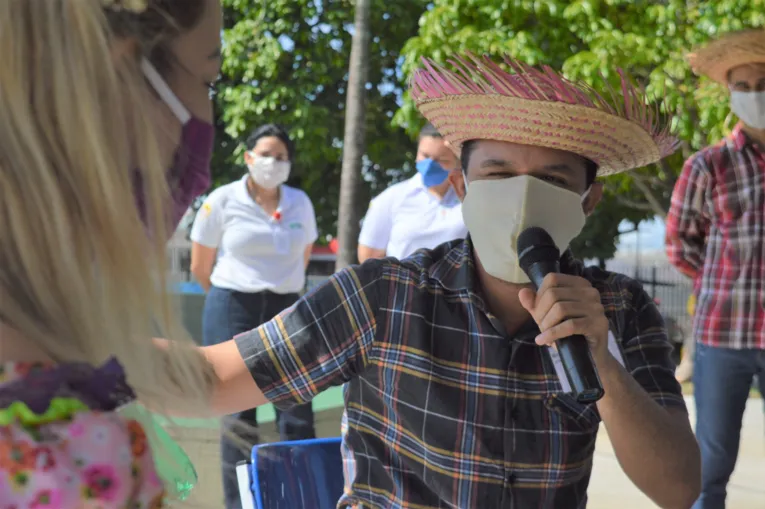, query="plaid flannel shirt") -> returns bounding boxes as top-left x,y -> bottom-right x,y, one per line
666,125 -> 765,350
236,239 -> 685,508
